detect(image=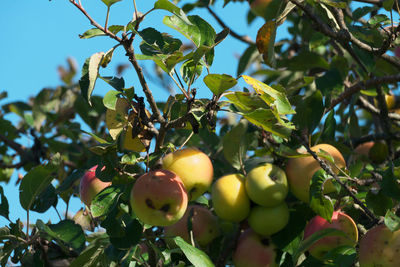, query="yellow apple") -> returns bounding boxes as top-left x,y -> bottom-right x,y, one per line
245,163 -> 288,207
79,165 -> 111,207
162,148 -> 213,201
248,202 -> 289,236
285,144 -> 346,203
211,174 -> 250,222
359,224 -> 400,267
303,211 -> 358,260
130,169 -> 188,226
164,205 -> 220,247
233,229 -> 277,267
